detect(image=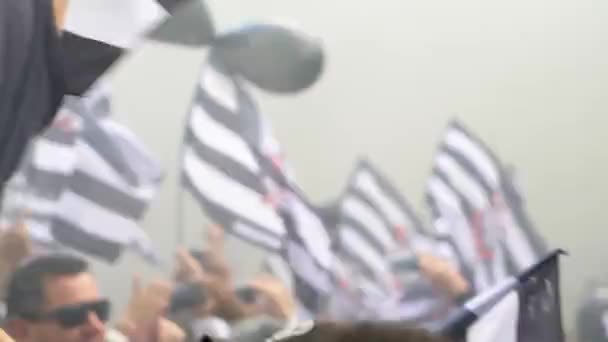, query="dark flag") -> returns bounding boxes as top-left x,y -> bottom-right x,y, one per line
436,249 -> 565,342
